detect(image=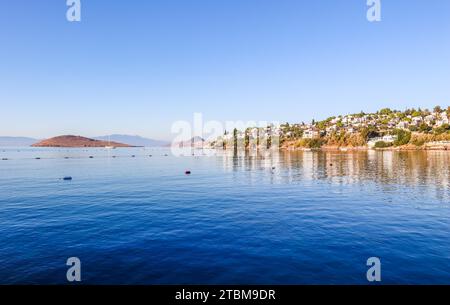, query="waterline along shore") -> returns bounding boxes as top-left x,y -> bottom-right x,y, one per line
282,142 -> 450,151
